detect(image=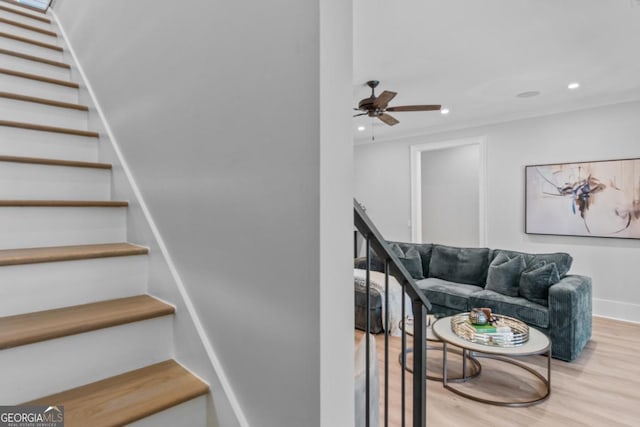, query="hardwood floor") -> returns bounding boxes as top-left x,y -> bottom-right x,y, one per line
356,316 -> 640,427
